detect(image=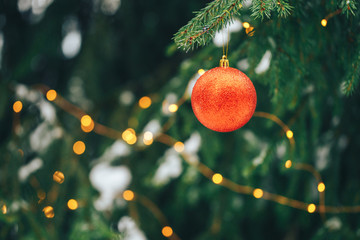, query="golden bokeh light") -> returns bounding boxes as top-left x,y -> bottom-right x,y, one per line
81,119 -> 95,132
286,130 -> 293,139
242,22 -> 250,29
212,173 -> 223,184
321,19 -> 327,27
122,128 -> 136,144
127,135 -> 137,145
13,100 -> 23,113
73,141 -> 86,155
53,171 -> 65,184
1,204 -> 7,214
253,188 -> 264,199
285,160 -> 292,169
43,206 -> 55,218
307,203 -> 316,213
81,115 -> 92,127
318,182 -> 325,192
143,131 -> 153,141
46,89 -> 57,101
143,138 -> 153,145
139,96 -> 152,109
174,142 -> 184,153
123,190 -> 135,201
168,104 -> 178,113
198,69 -> 205,75
67,199 -> 79,210
161,226 -> 173,238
